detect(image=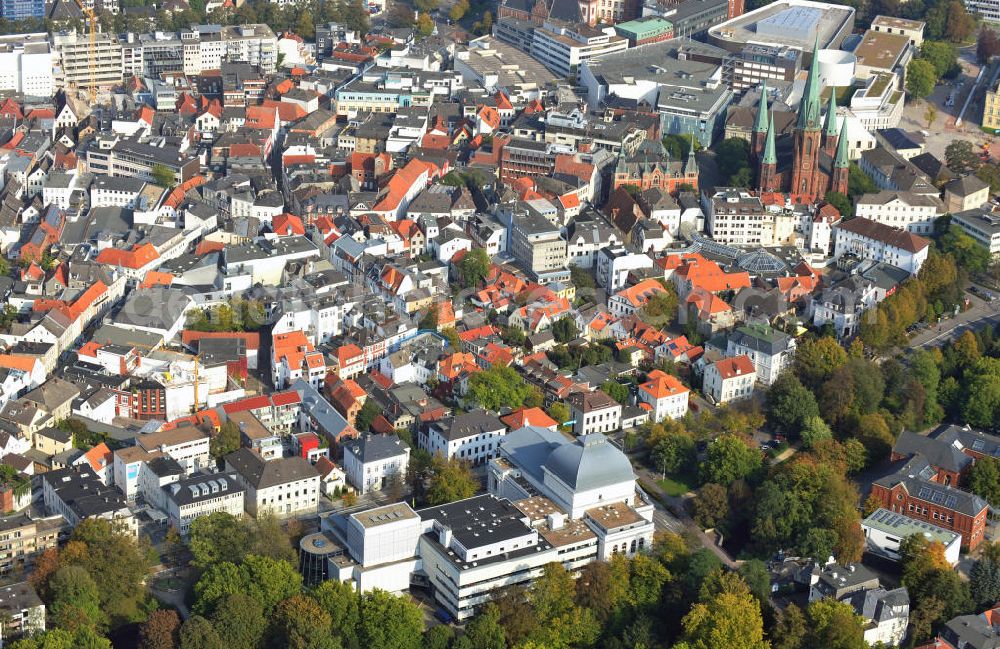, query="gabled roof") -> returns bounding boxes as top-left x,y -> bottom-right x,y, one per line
500,407 -> 558,430
95,242 -> 160,269
710,355 -> 755,379
838,216 -> 929,253
639,369 -> 689,400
